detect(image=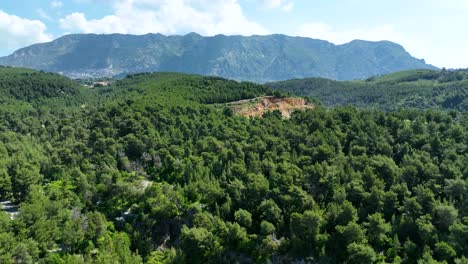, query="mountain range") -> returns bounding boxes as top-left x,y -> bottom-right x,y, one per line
0,33 -> 437,82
